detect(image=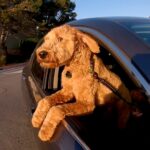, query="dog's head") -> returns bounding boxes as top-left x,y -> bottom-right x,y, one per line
36,25 -> 99,68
